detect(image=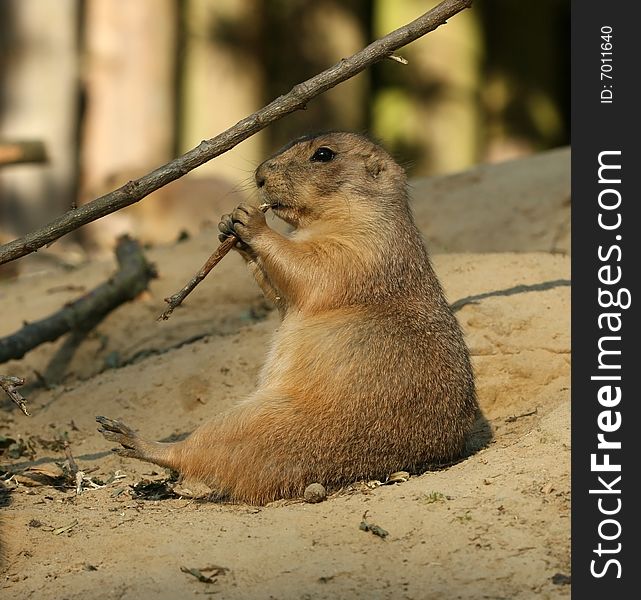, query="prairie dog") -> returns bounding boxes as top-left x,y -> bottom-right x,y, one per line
98,132 -> 478,504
